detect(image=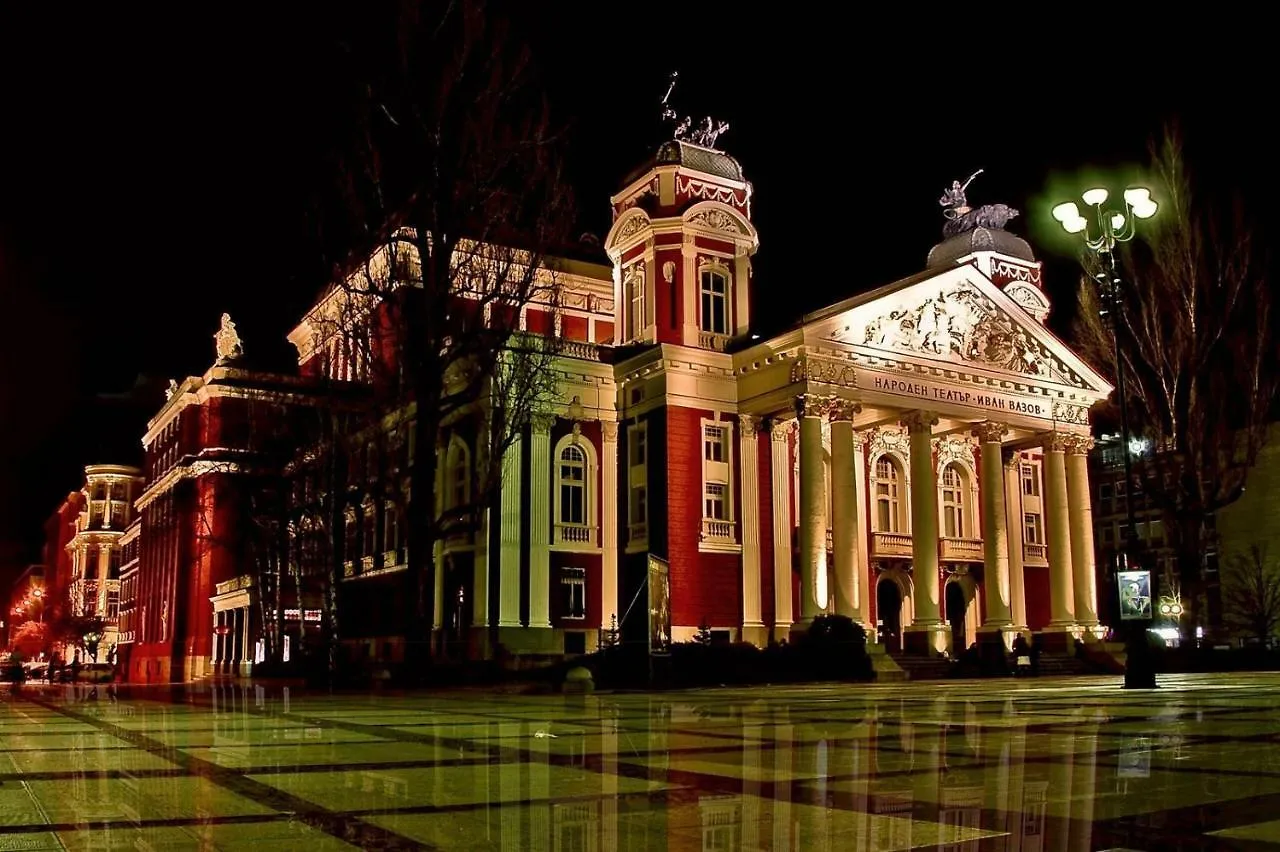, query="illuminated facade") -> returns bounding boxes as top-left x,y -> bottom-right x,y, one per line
64,464 -> 144,657
284,140 -> 1113,663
